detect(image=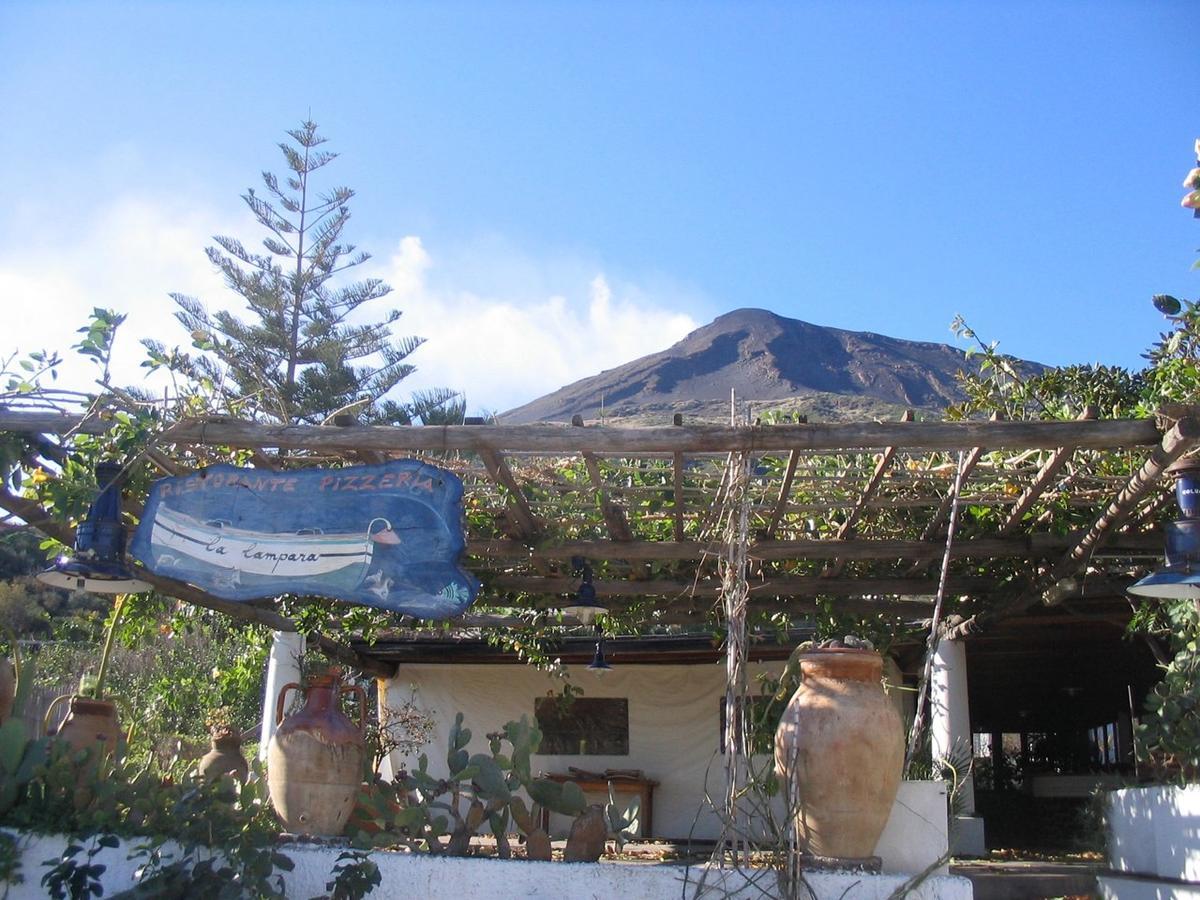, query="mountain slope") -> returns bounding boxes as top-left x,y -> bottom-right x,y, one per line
501,308 -> 1013,424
